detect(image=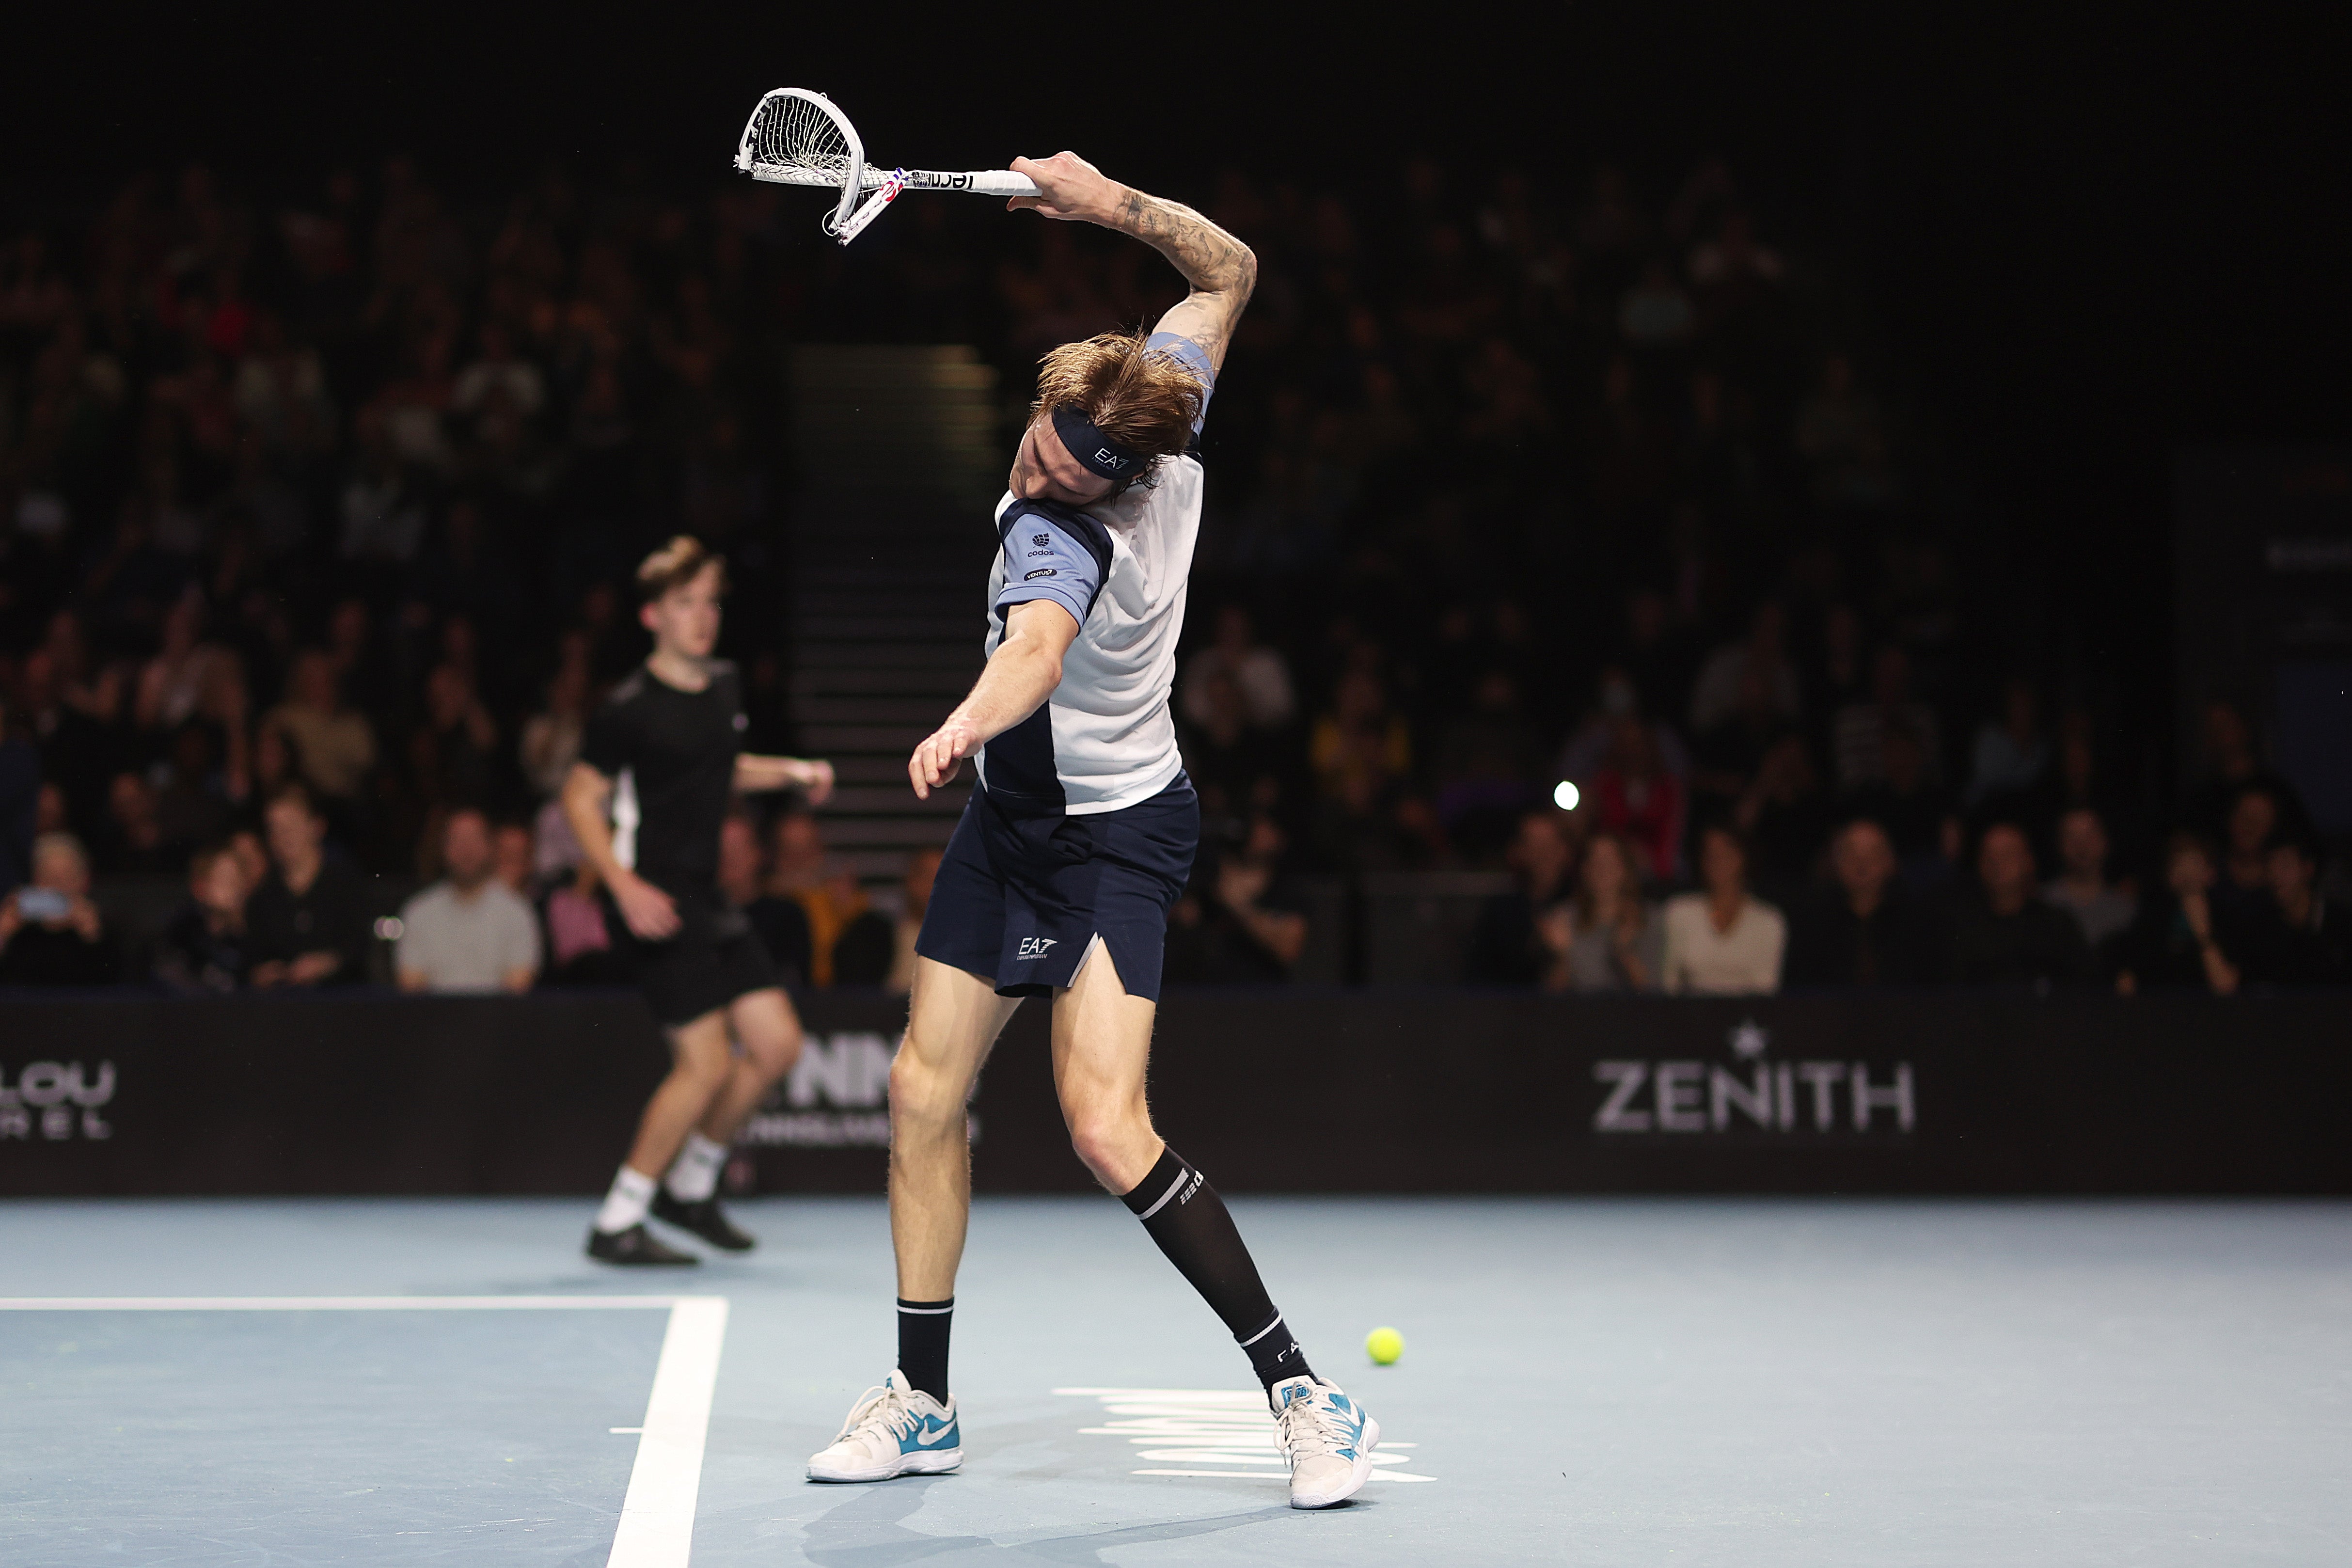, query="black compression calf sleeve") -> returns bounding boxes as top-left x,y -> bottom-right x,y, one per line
896,1298 -> 953,1404
1121,1147 -> 1313,1389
